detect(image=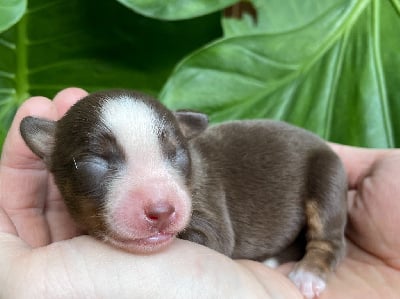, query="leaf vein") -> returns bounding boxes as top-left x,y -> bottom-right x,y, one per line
0,38 -> 16,49
26,0 -> 65,15
371,0 -> 394,146
233,45 -> 299,70
27,30 -> 87,46
186,66 -> 267,87
389,0 -> 400,16
323,33 -> 349,140
0,88 -> 14,94
0,71 -> 14,79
